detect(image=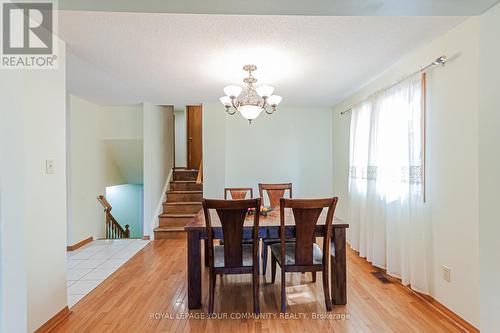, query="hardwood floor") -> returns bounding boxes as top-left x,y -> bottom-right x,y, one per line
53,239 -> 468,333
